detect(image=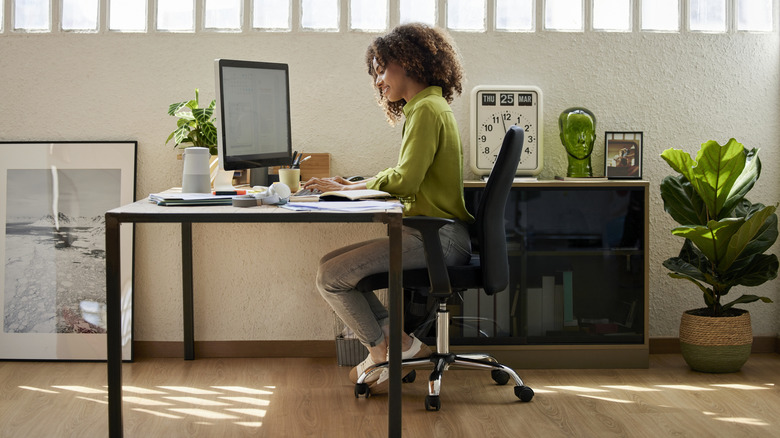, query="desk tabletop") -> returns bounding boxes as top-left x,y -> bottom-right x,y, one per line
106,197 -> 403,224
